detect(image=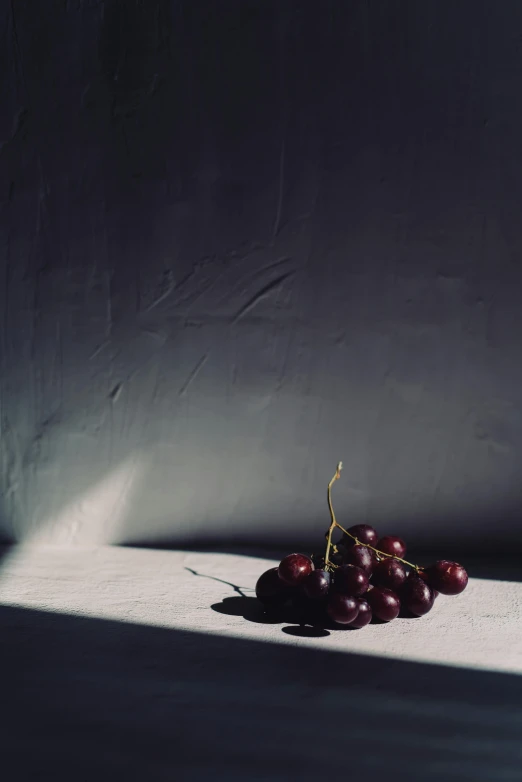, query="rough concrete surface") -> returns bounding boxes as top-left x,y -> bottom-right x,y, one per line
0,545 -> 520,780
